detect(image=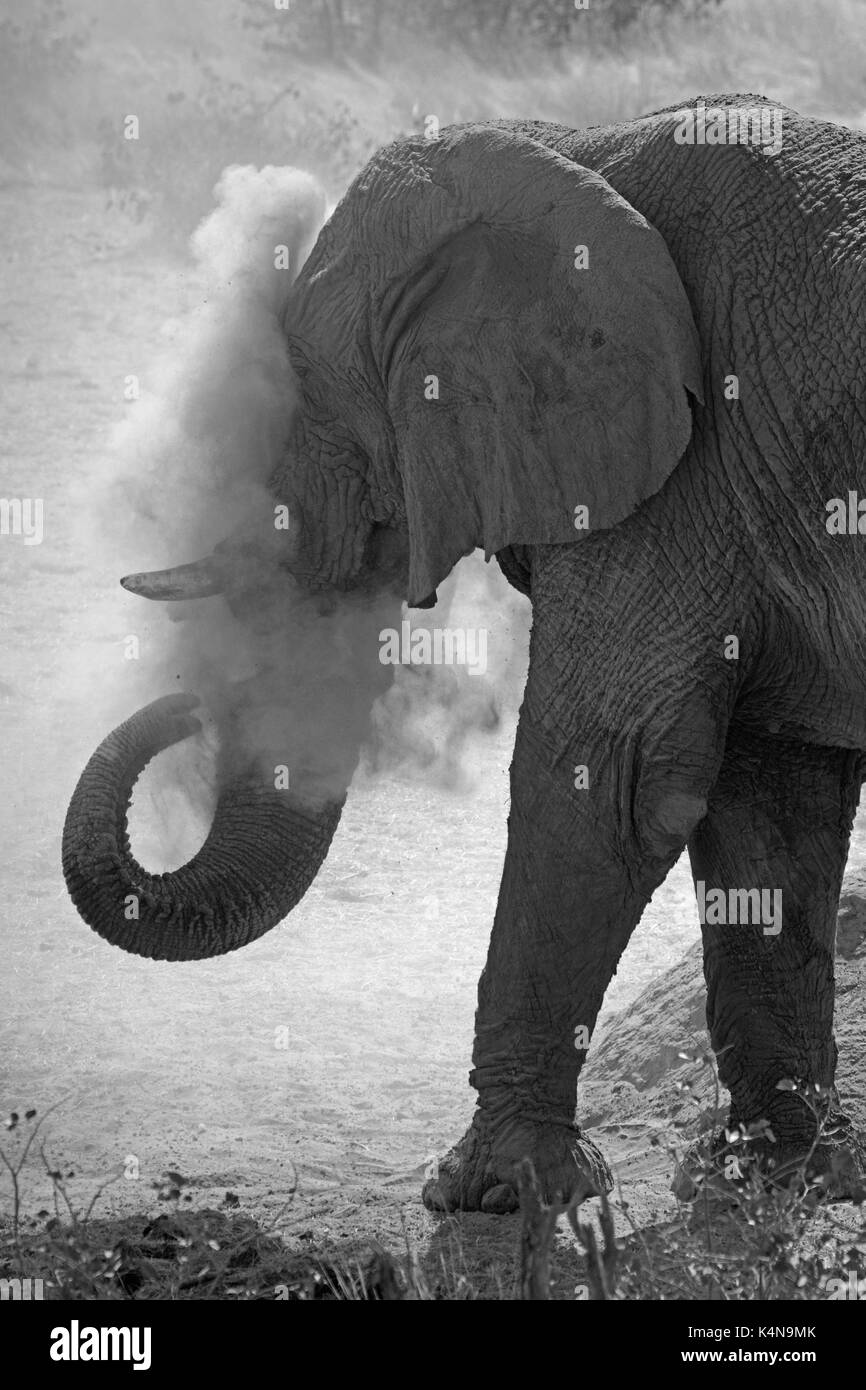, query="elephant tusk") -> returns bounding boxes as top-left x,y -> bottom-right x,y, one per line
120,521 -> 299,602
120,557 -> 223,601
